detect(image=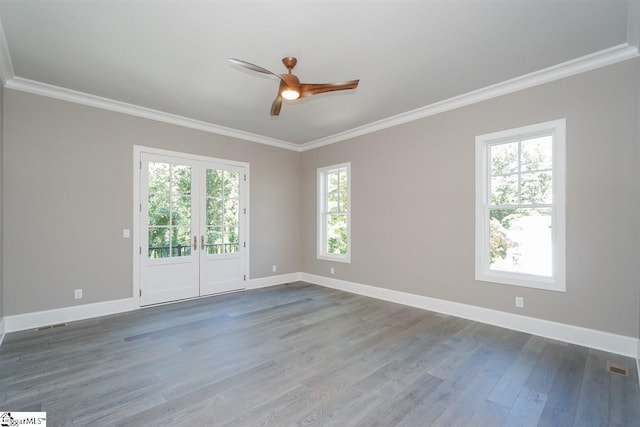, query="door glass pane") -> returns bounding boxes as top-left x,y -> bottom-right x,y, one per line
224,198 -> 239,225
224,171 -> 239,198
148,227 -> 170,258
206,227 -> 223,254
172,195 -> 192,227
206,198 -> 223,225
224,227 -> 239,253
148,194 -> 170,226
206,168 -> 241,256
149,162 -> 170,194
147,161 -> 192,258
171,226 -> 192,257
